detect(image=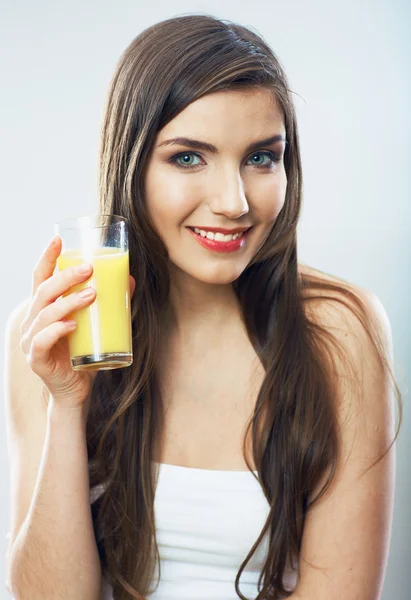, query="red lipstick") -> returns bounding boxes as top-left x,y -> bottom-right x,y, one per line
188,226 -> 251,234
186,226 -> 253,253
